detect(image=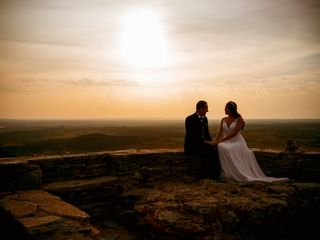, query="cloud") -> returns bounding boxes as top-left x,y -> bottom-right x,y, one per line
0,0 -> 319,119
166,0 -> 320,48
294,52 -> 320,69
0,0 -> 119,48
62,78 -> 138,87
15,77 -> 137,87
0,77 -> 138,93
